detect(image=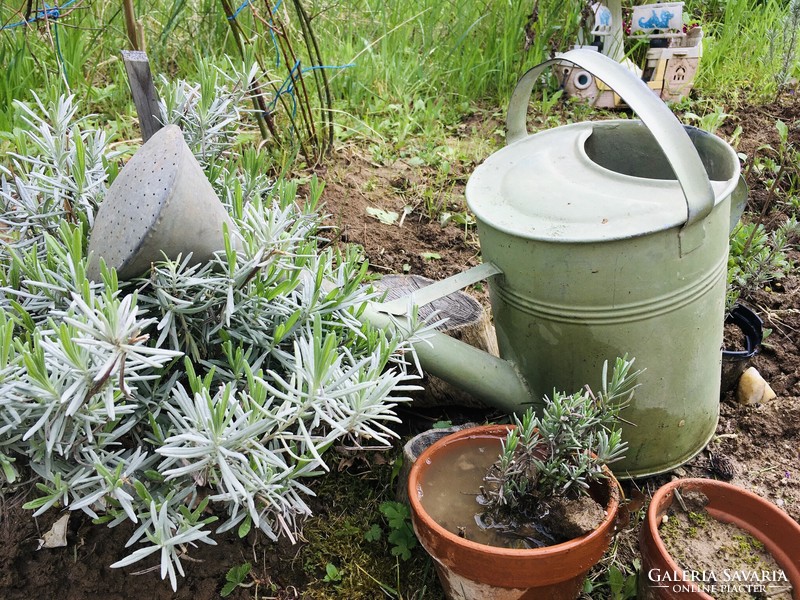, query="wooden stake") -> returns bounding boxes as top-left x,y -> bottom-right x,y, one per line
122,0 -> 141,51
121,50 -> 163,143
